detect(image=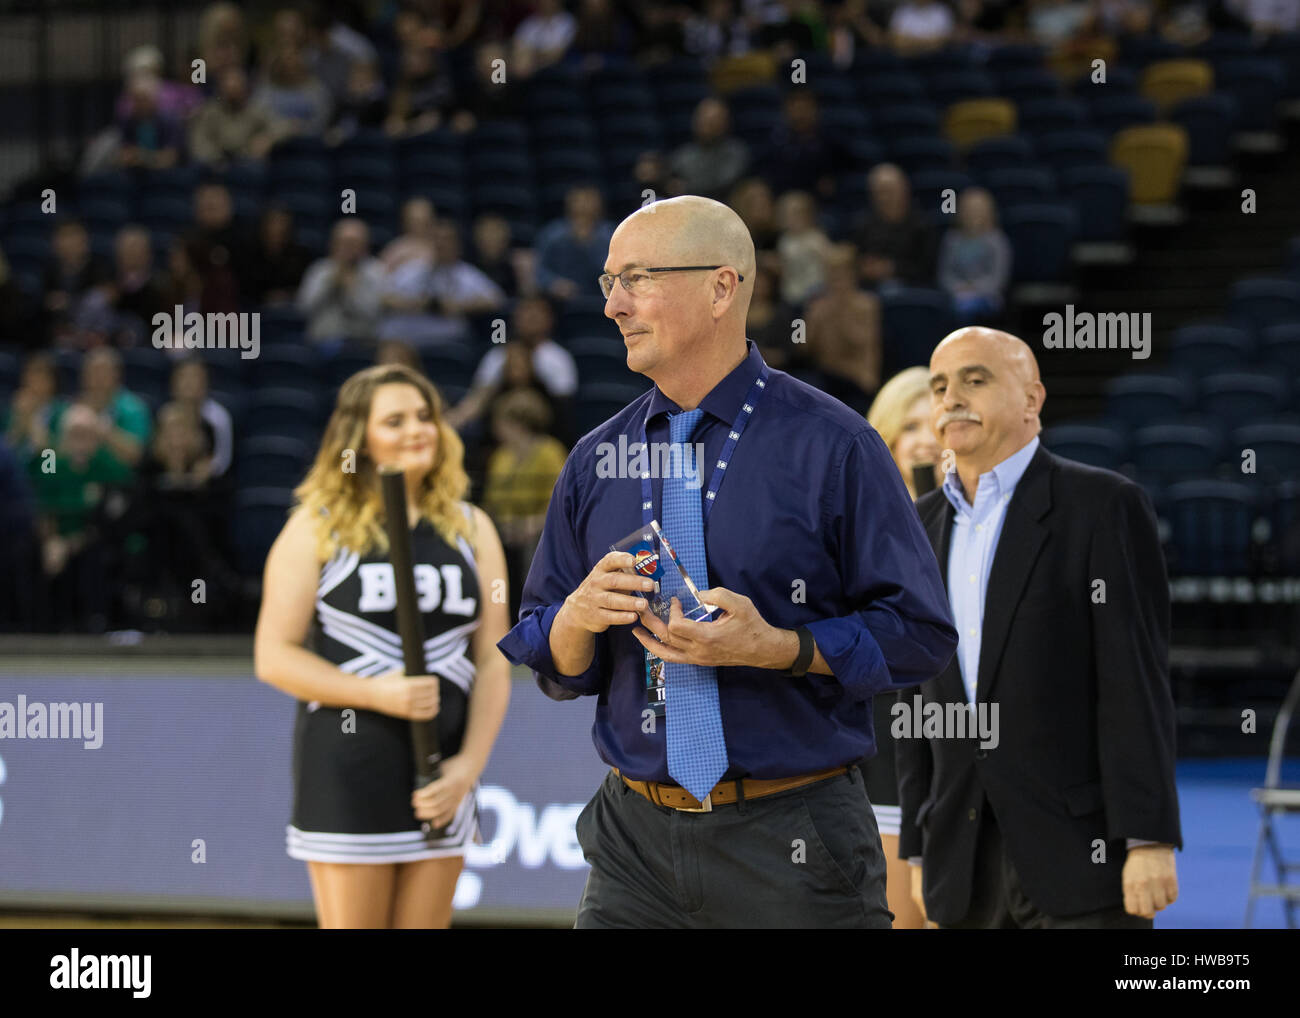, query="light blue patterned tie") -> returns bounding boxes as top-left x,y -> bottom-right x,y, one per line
662,408 -> 728,803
